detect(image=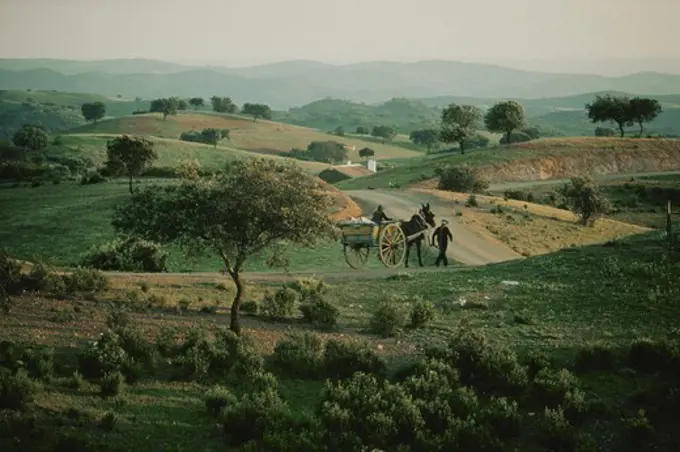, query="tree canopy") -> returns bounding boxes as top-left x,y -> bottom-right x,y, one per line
558,176 -> 611,226
409,129 -> 440,151
358,147 -> 375,159
585,94 -> 635,137
242,103 -> 271,121
105,135 -> 157,193
81,102 -> 106,123
12,124 -> 48,151
371,125 -> 397,142
111,158 -> 337,333
629,97 -> 663,137
150,97 -> 180,120
211,96 -> 238,114
439,104 -> 482,154
189,97 -> 204,109
484,101 -> 527,142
